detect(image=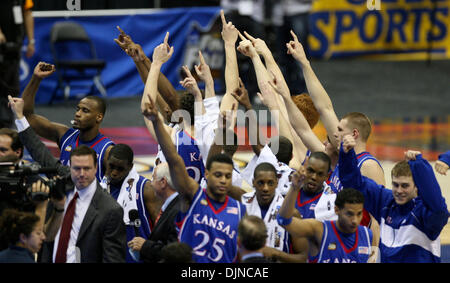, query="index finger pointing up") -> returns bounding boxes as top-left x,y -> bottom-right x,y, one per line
243,31 -> 256,42
290,30 -> 299,42
117,26 -> 126,35
164,31 -> 170,46
238,31 -> 246,41
198,50 -> 206,64
220,10 -> 227,25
